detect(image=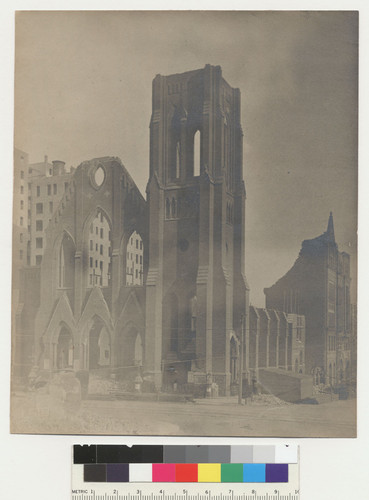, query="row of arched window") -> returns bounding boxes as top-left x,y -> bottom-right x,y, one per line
169,131 -> 201,181
55,321 -> 144,371
165,194 -> 200,220
57,213 -> 144,290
